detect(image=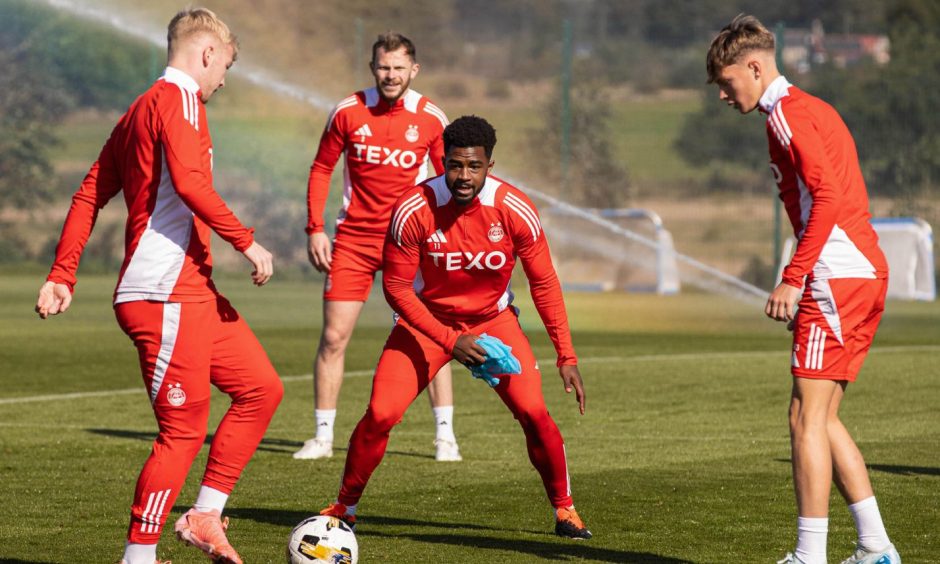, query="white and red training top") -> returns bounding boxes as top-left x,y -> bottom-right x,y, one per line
47,67 -> 255,303
760,76 -> 888,288
383,174 -> 577,366
305,88 -> 448,238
